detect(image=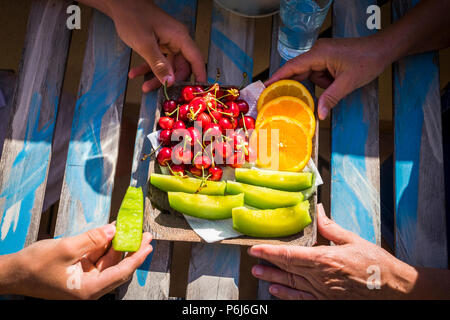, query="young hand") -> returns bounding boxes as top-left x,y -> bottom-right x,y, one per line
1,224 -> 153,299
80,0 -> 206,92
